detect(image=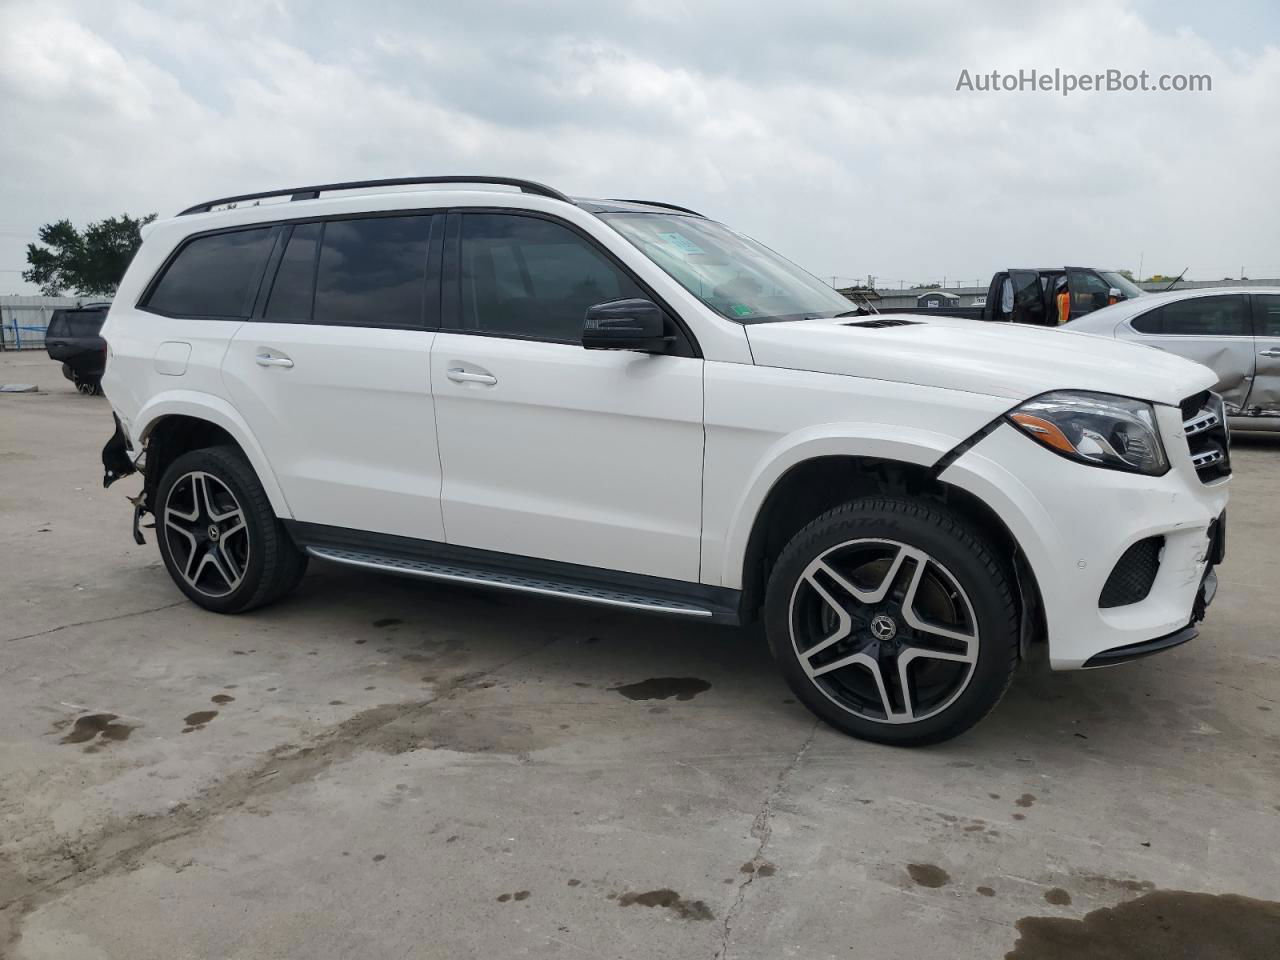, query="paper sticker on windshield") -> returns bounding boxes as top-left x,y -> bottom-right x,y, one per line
658,232 -> 706,255
730,304 -> 753,317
